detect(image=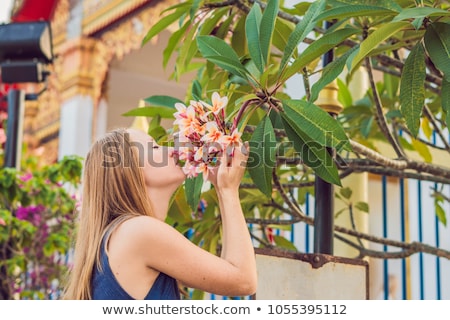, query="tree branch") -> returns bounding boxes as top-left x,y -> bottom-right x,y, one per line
366,57 -> 407,159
